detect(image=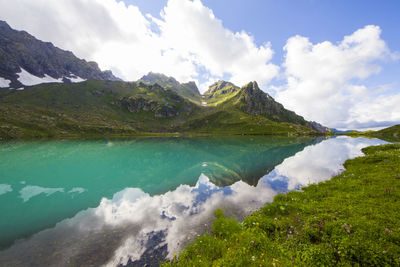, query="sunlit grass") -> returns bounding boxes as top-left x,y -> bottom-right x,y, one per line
163,144 -> 400,266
